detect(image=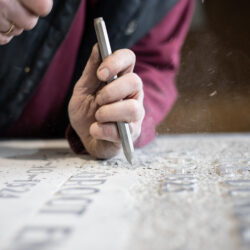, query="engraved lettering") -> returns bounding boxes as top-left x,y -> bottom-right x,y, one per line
162,175 -> 197,193
12,226 -> 71,249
